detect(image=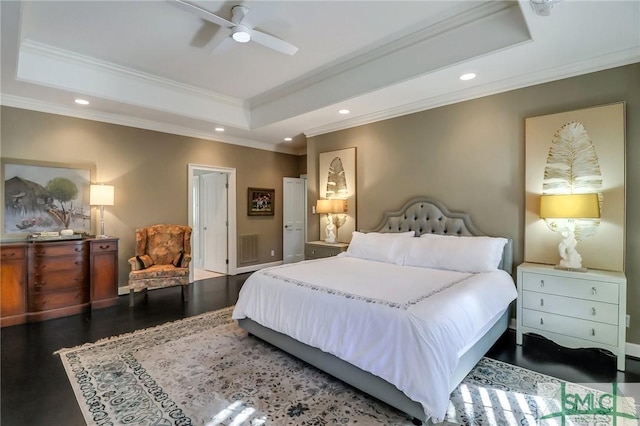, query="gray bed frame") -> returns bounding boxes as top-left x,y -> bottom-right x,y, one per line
238,197 -> 514,422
